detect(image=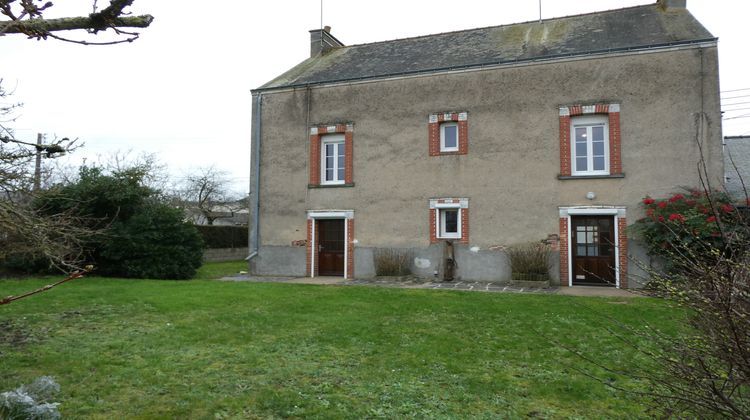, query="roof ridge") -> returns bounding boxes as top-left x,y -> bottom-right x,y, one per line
340,2 -> 657,50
